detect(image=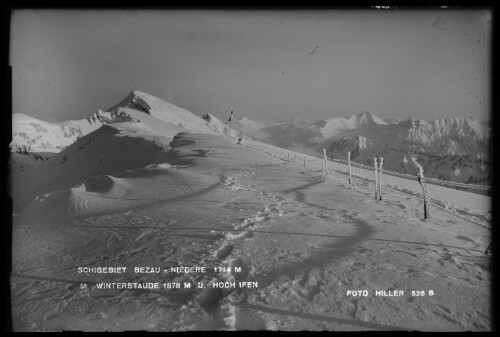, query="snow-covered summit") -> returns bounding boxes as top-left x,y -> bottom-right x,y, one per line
11,90 -> 226,154
348,110 -> 388,126
108,90 -> 219,135
319,111 -> 386,138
